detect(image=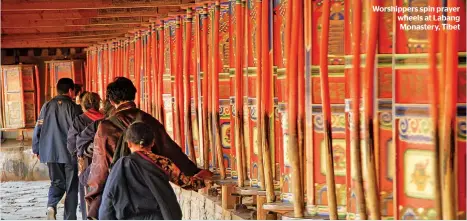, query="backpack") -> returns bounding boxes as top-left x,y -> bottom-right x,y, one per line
108,111 -> 144,170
